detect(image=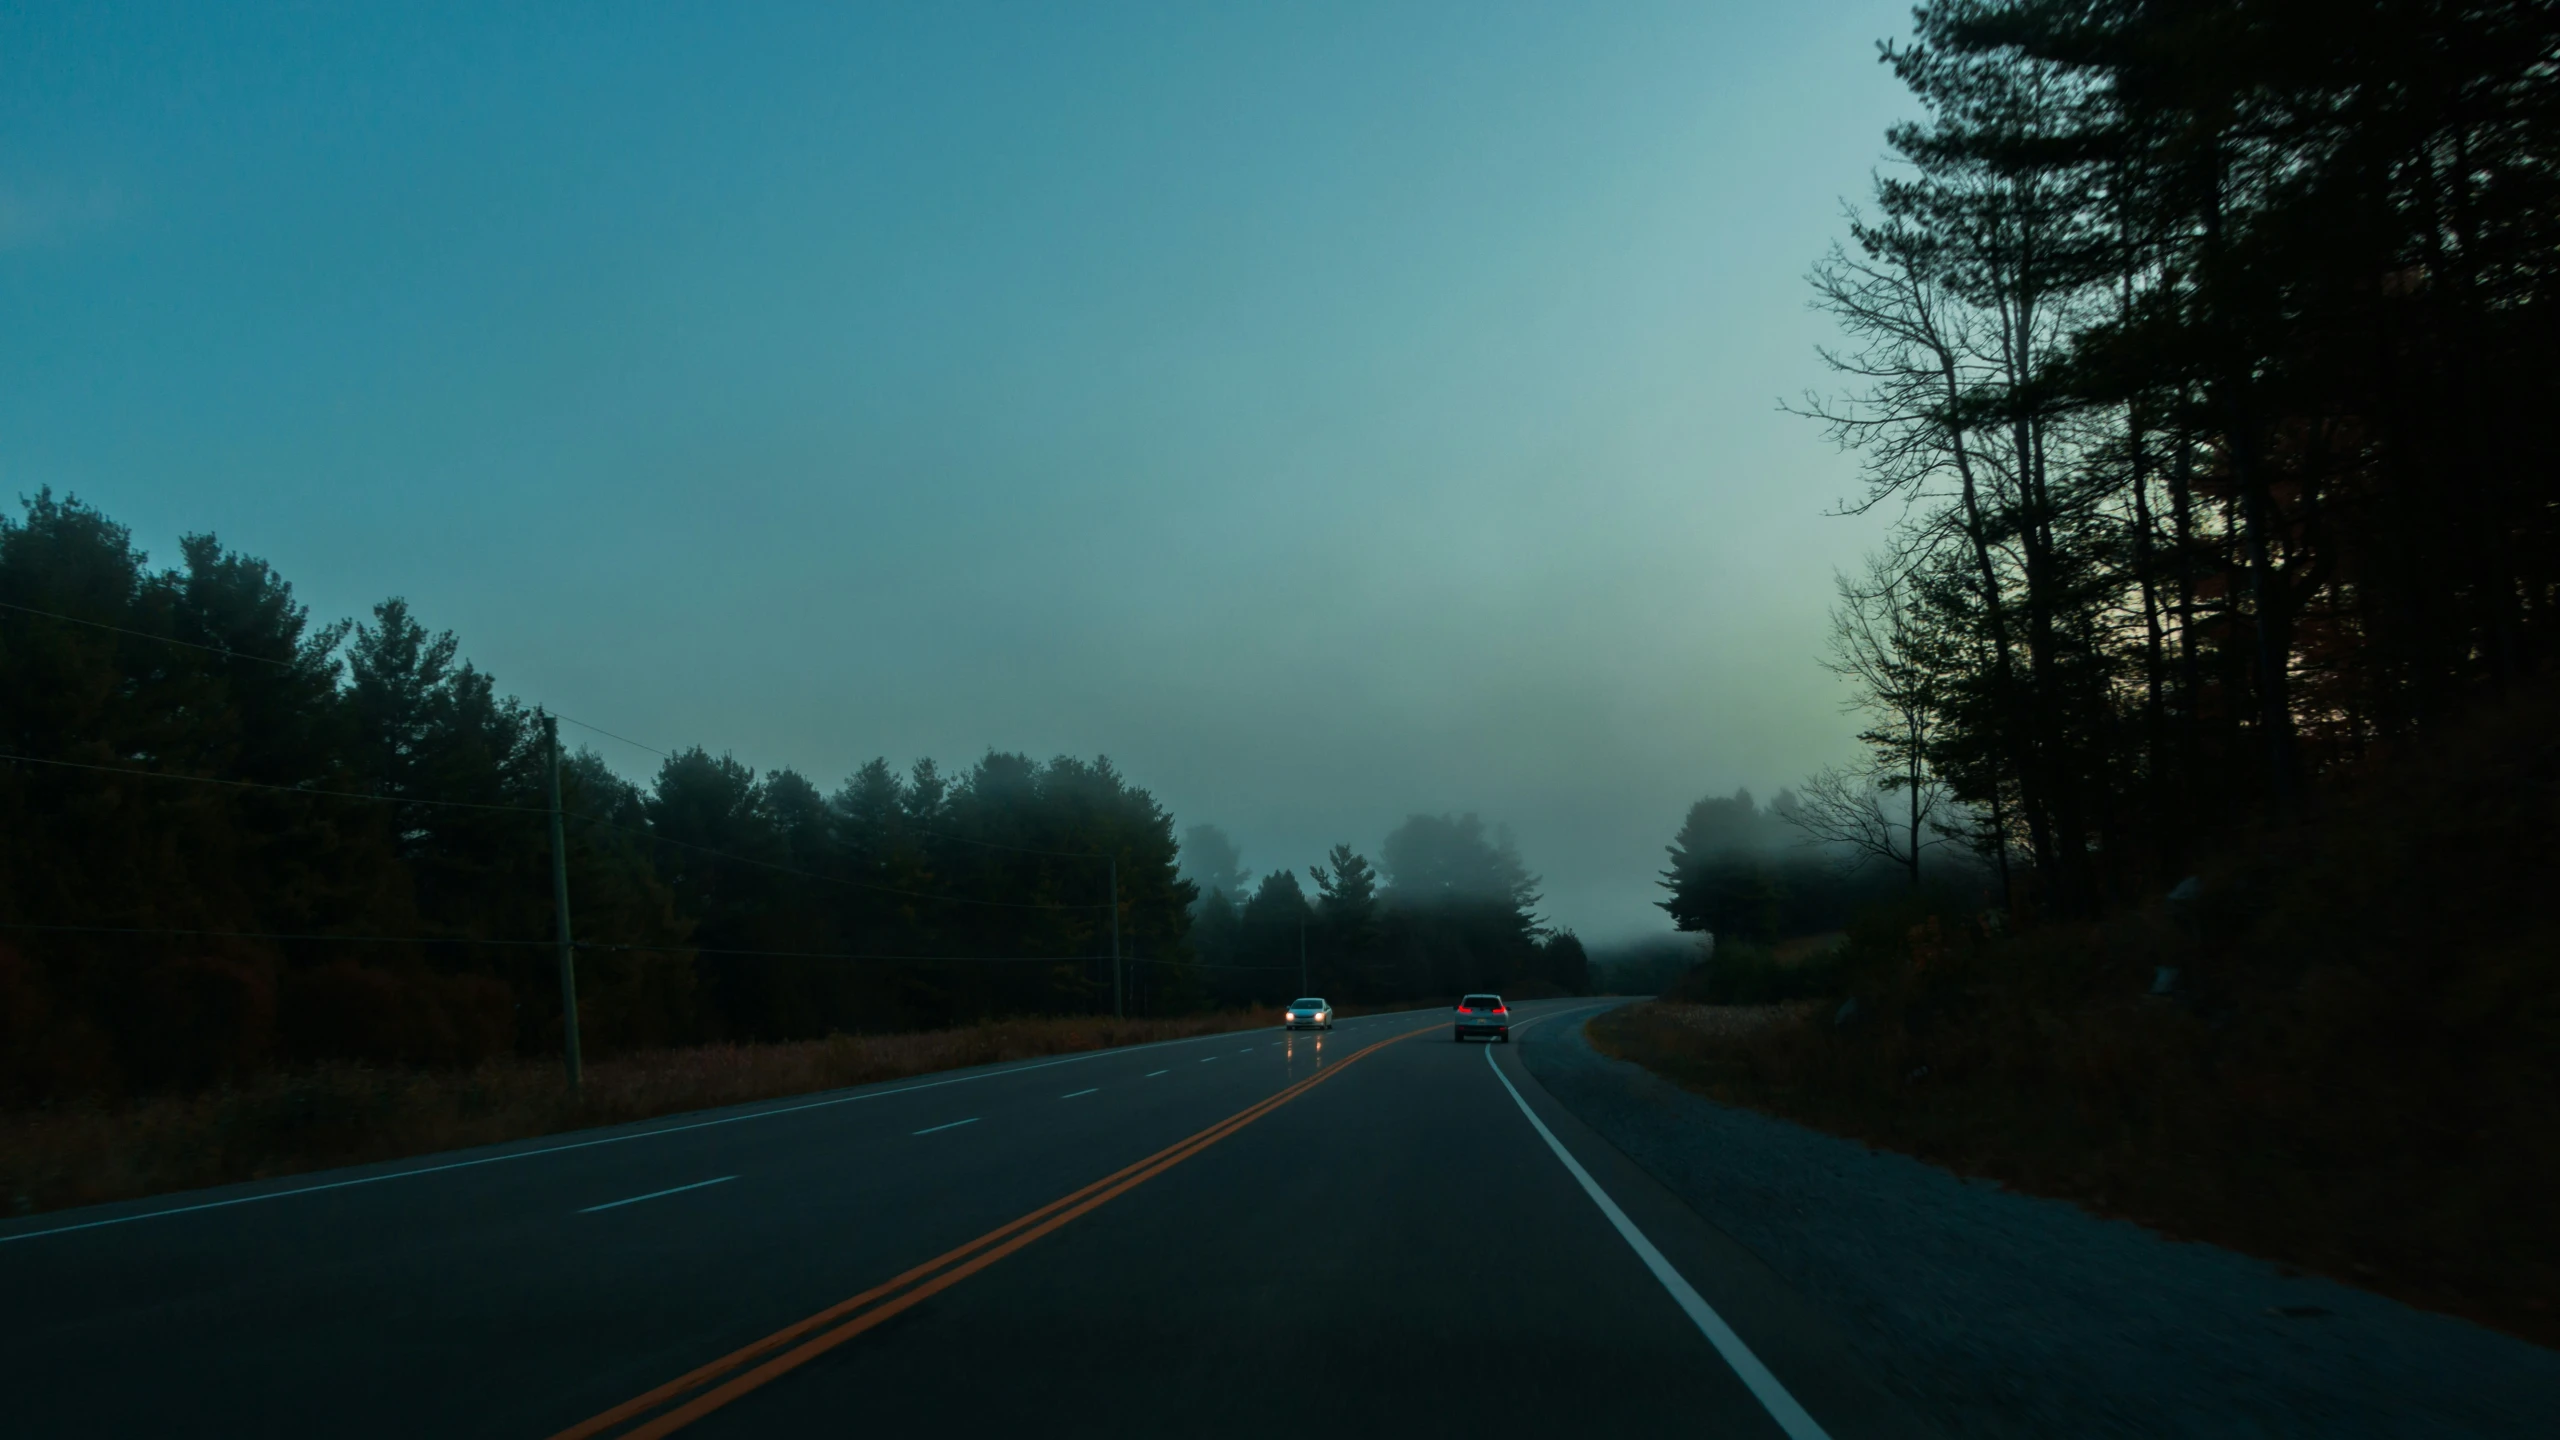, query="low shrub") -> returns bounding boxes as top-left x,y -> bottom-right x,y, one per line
1596,685 -> 2560,1349
1665,939 -> 1845,1005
